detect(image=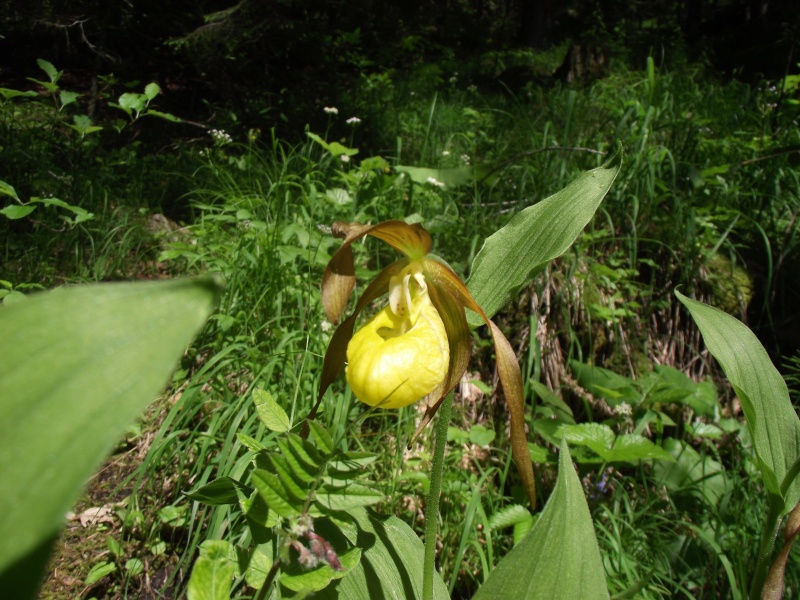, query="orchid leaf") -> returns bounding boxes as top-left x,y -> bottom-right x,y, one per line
0,277 -> 220,598
466,149 -> 621,326
473,438 -> 608,599
676,290 -> 800,513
